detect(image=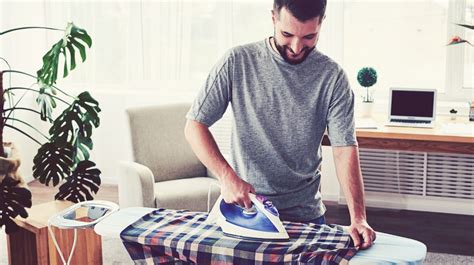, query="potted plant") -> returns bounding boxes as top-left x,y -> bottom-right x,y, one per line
449,108 -> 458,120
447,23 -> 473,46
0,22 -> 101,234
357,67 -> 378,117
